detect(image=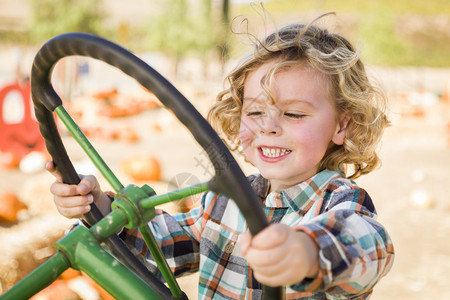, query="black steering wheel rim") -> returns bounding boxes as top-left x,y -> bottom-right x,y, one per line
31,32 -> 282,299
